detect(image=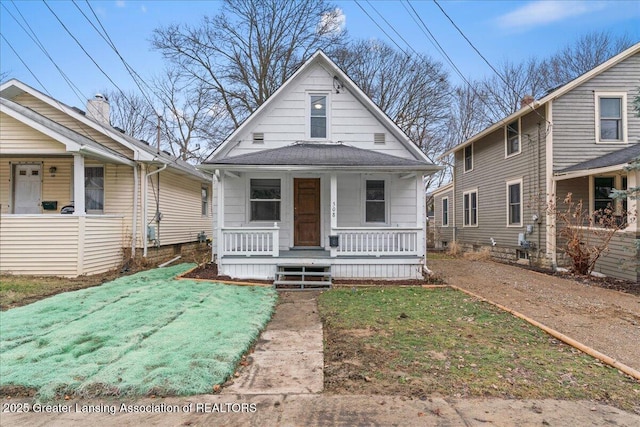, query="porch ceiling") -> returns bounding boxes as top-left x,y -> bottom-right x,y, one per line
201,143 -> 440,172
